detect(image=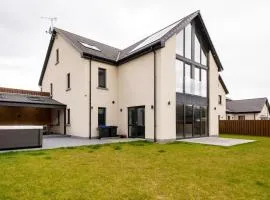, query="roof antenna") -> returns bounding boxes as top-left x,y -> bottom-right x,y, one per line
40,17 -> 57,34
